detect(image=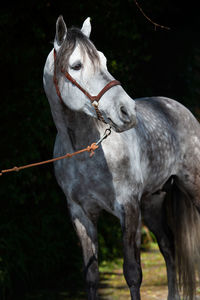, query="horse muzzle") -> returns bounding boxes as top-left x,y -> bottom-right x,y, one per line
100,100 -> 138,132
